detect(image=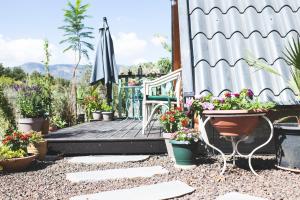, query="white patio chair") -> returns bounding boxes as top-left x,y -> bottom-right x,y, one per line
142,69 -> 182,135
